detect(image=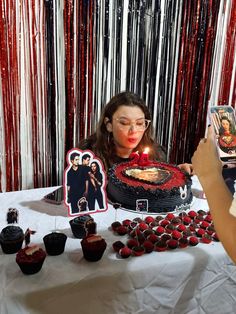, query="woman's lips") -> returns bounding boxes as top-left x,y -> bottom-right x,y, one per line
127,138 -> 137,143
